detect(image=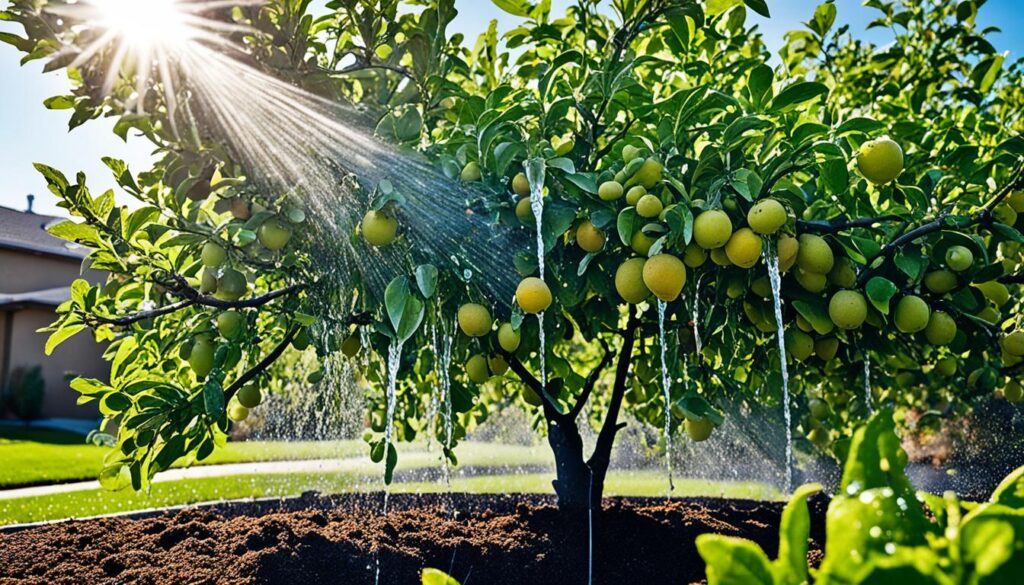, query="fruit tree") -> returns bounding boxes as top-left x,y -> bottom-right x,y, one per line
3,0 -> 1024,510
